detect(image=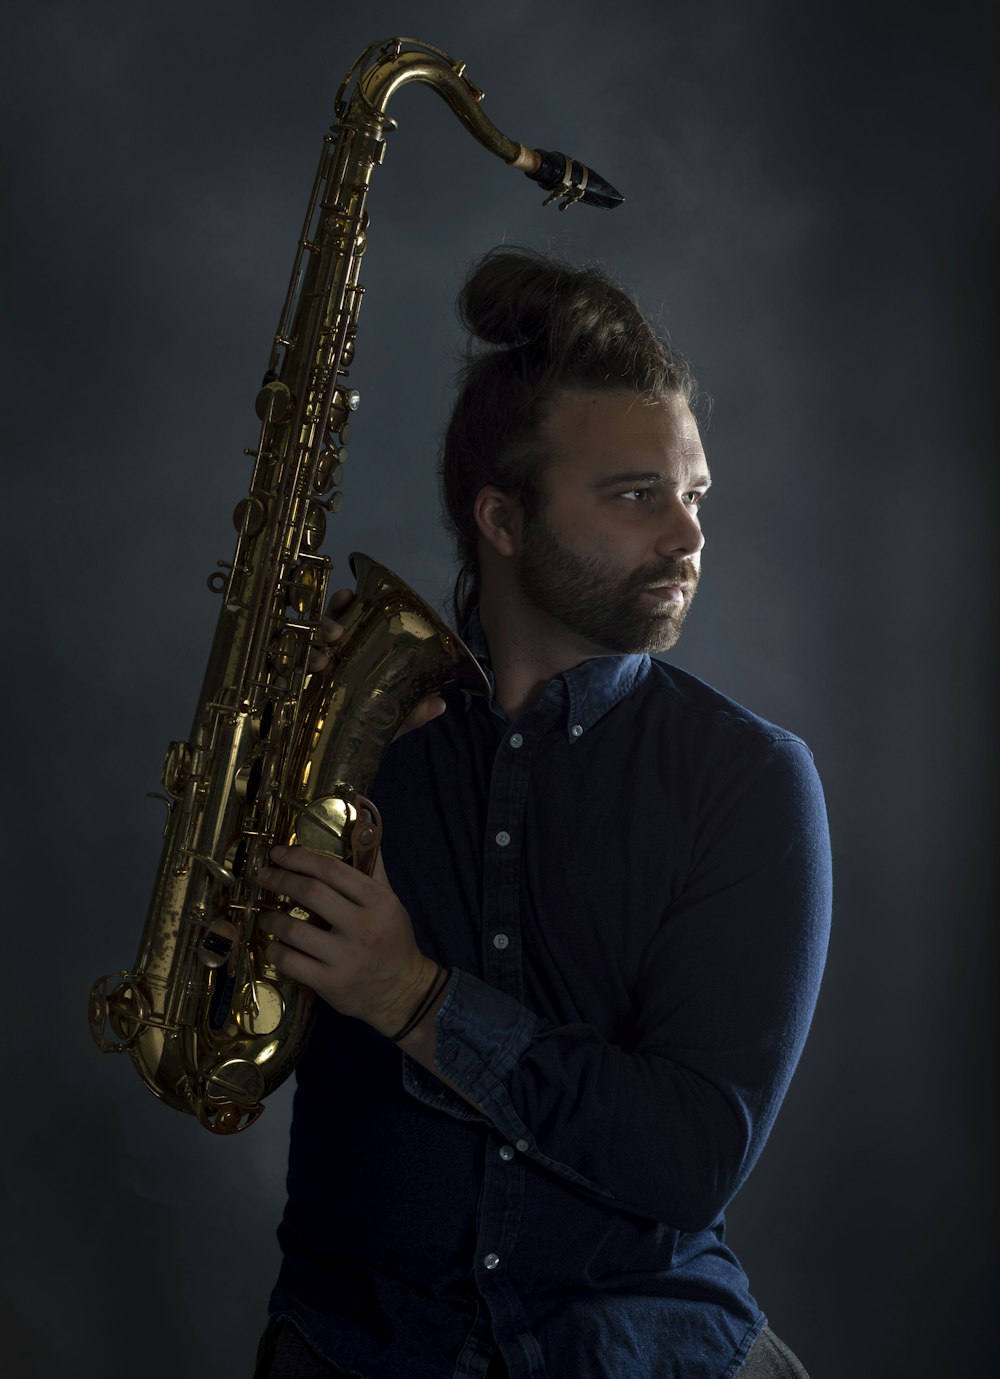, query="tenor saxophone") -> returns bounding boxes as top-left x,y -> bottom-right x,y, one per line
88,37 -> 622,1134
